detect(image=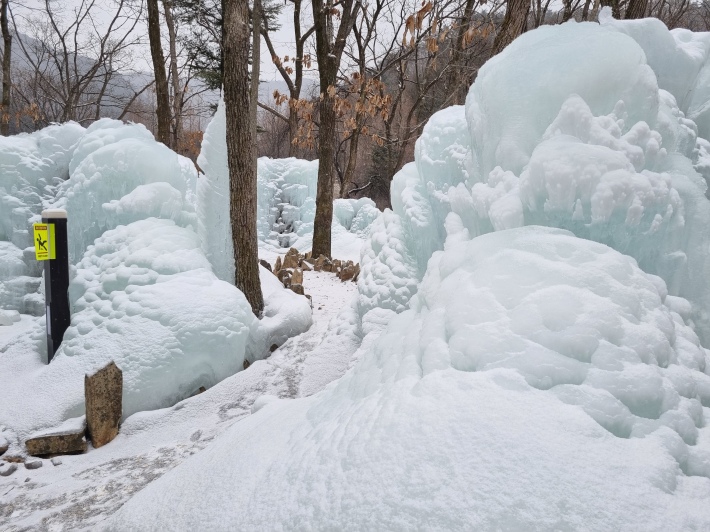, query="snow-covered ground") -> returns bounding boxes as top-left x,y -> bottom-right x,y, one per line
0,269 -> 356,531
